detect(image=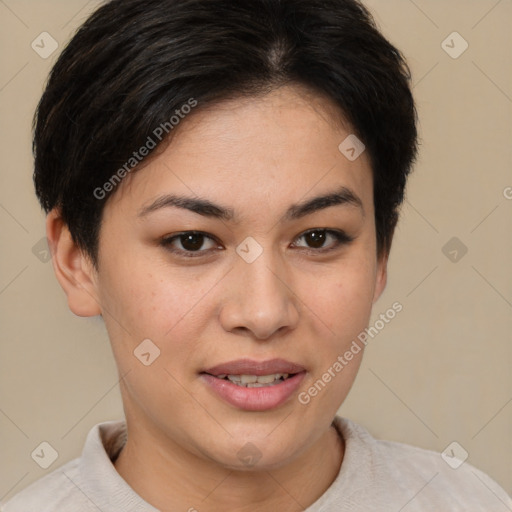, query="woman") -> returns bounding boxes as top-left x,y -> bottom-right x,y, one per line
2,0 -> 510,510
